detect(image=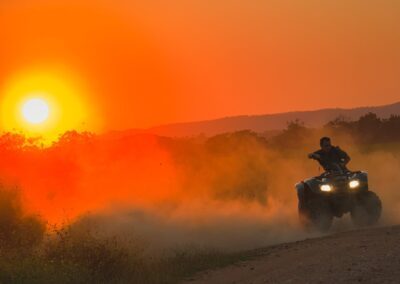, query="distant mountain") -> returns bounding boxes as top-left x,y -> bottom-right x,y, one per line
104,102 -> 400,139
142,102 -> 400,137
